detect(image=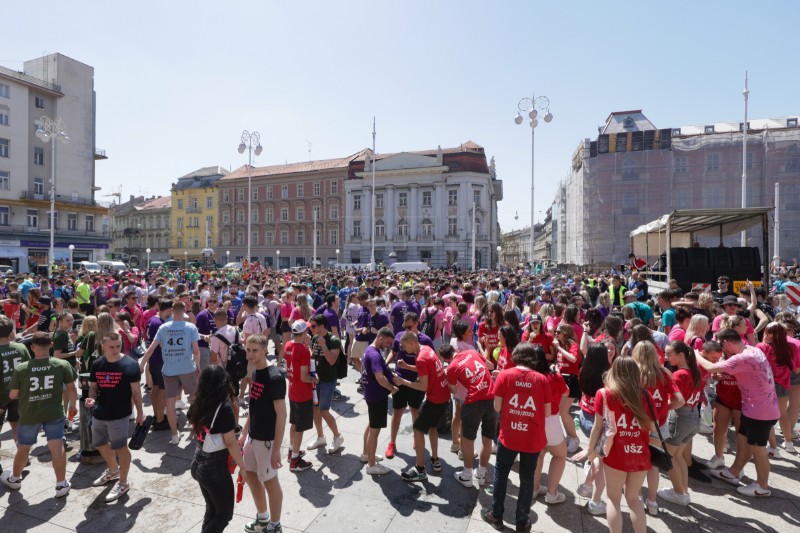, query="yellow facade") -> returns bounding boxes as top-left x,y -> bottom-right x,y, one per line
167,167 -> 227,261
